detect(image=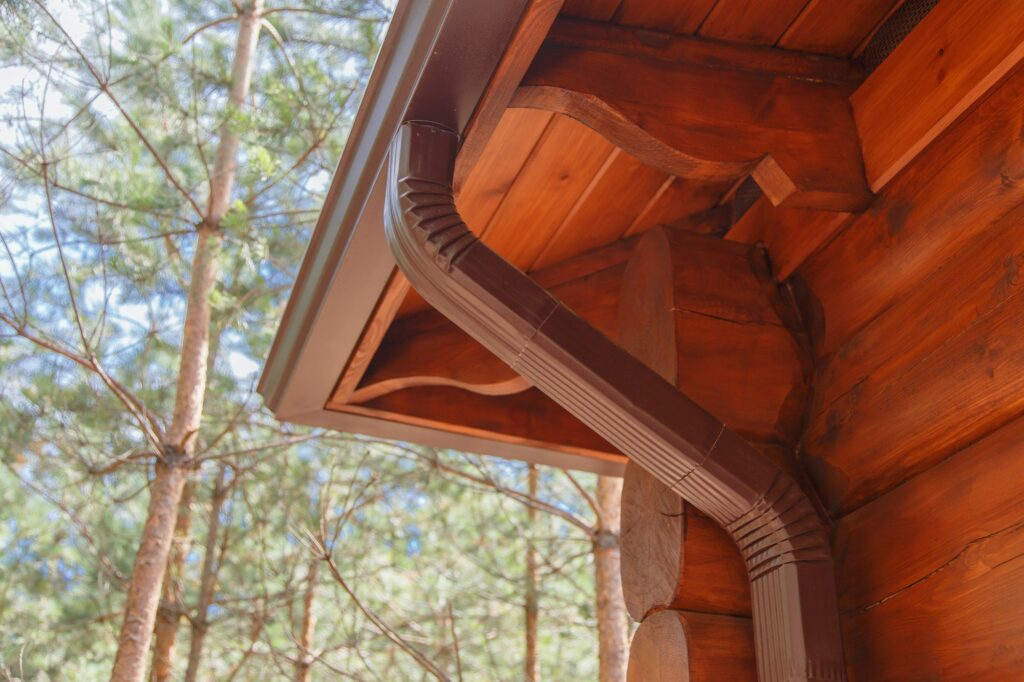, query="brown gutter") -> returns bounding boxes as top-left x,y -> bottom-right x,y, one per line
385,122 -> 846,682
